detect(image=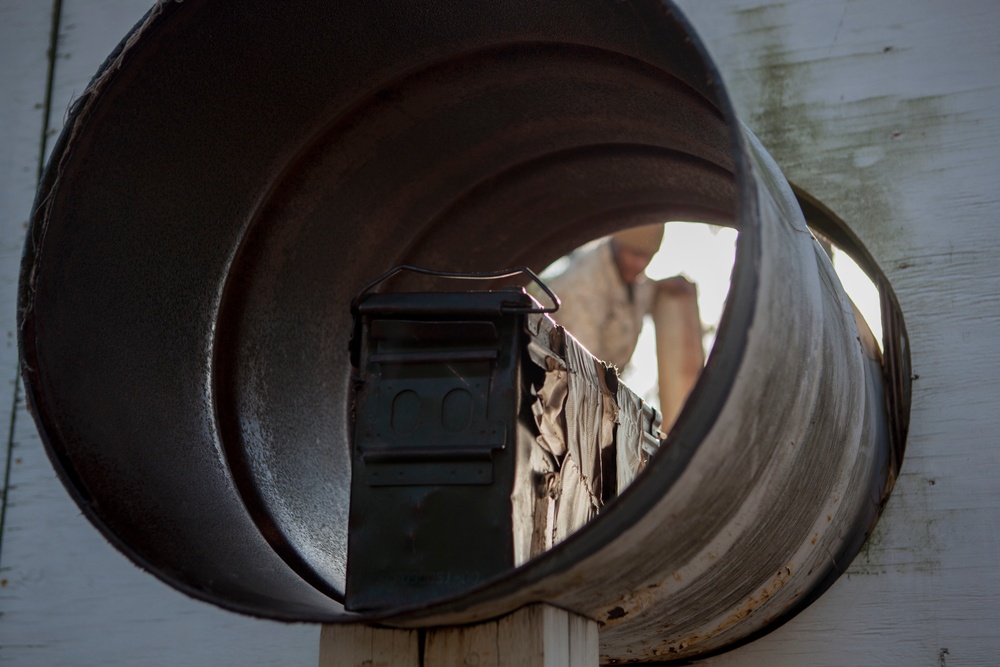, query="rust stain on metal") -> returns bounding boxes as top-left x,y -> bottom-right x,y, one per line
712,567 -> 794,634
607,606 -> 628,620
